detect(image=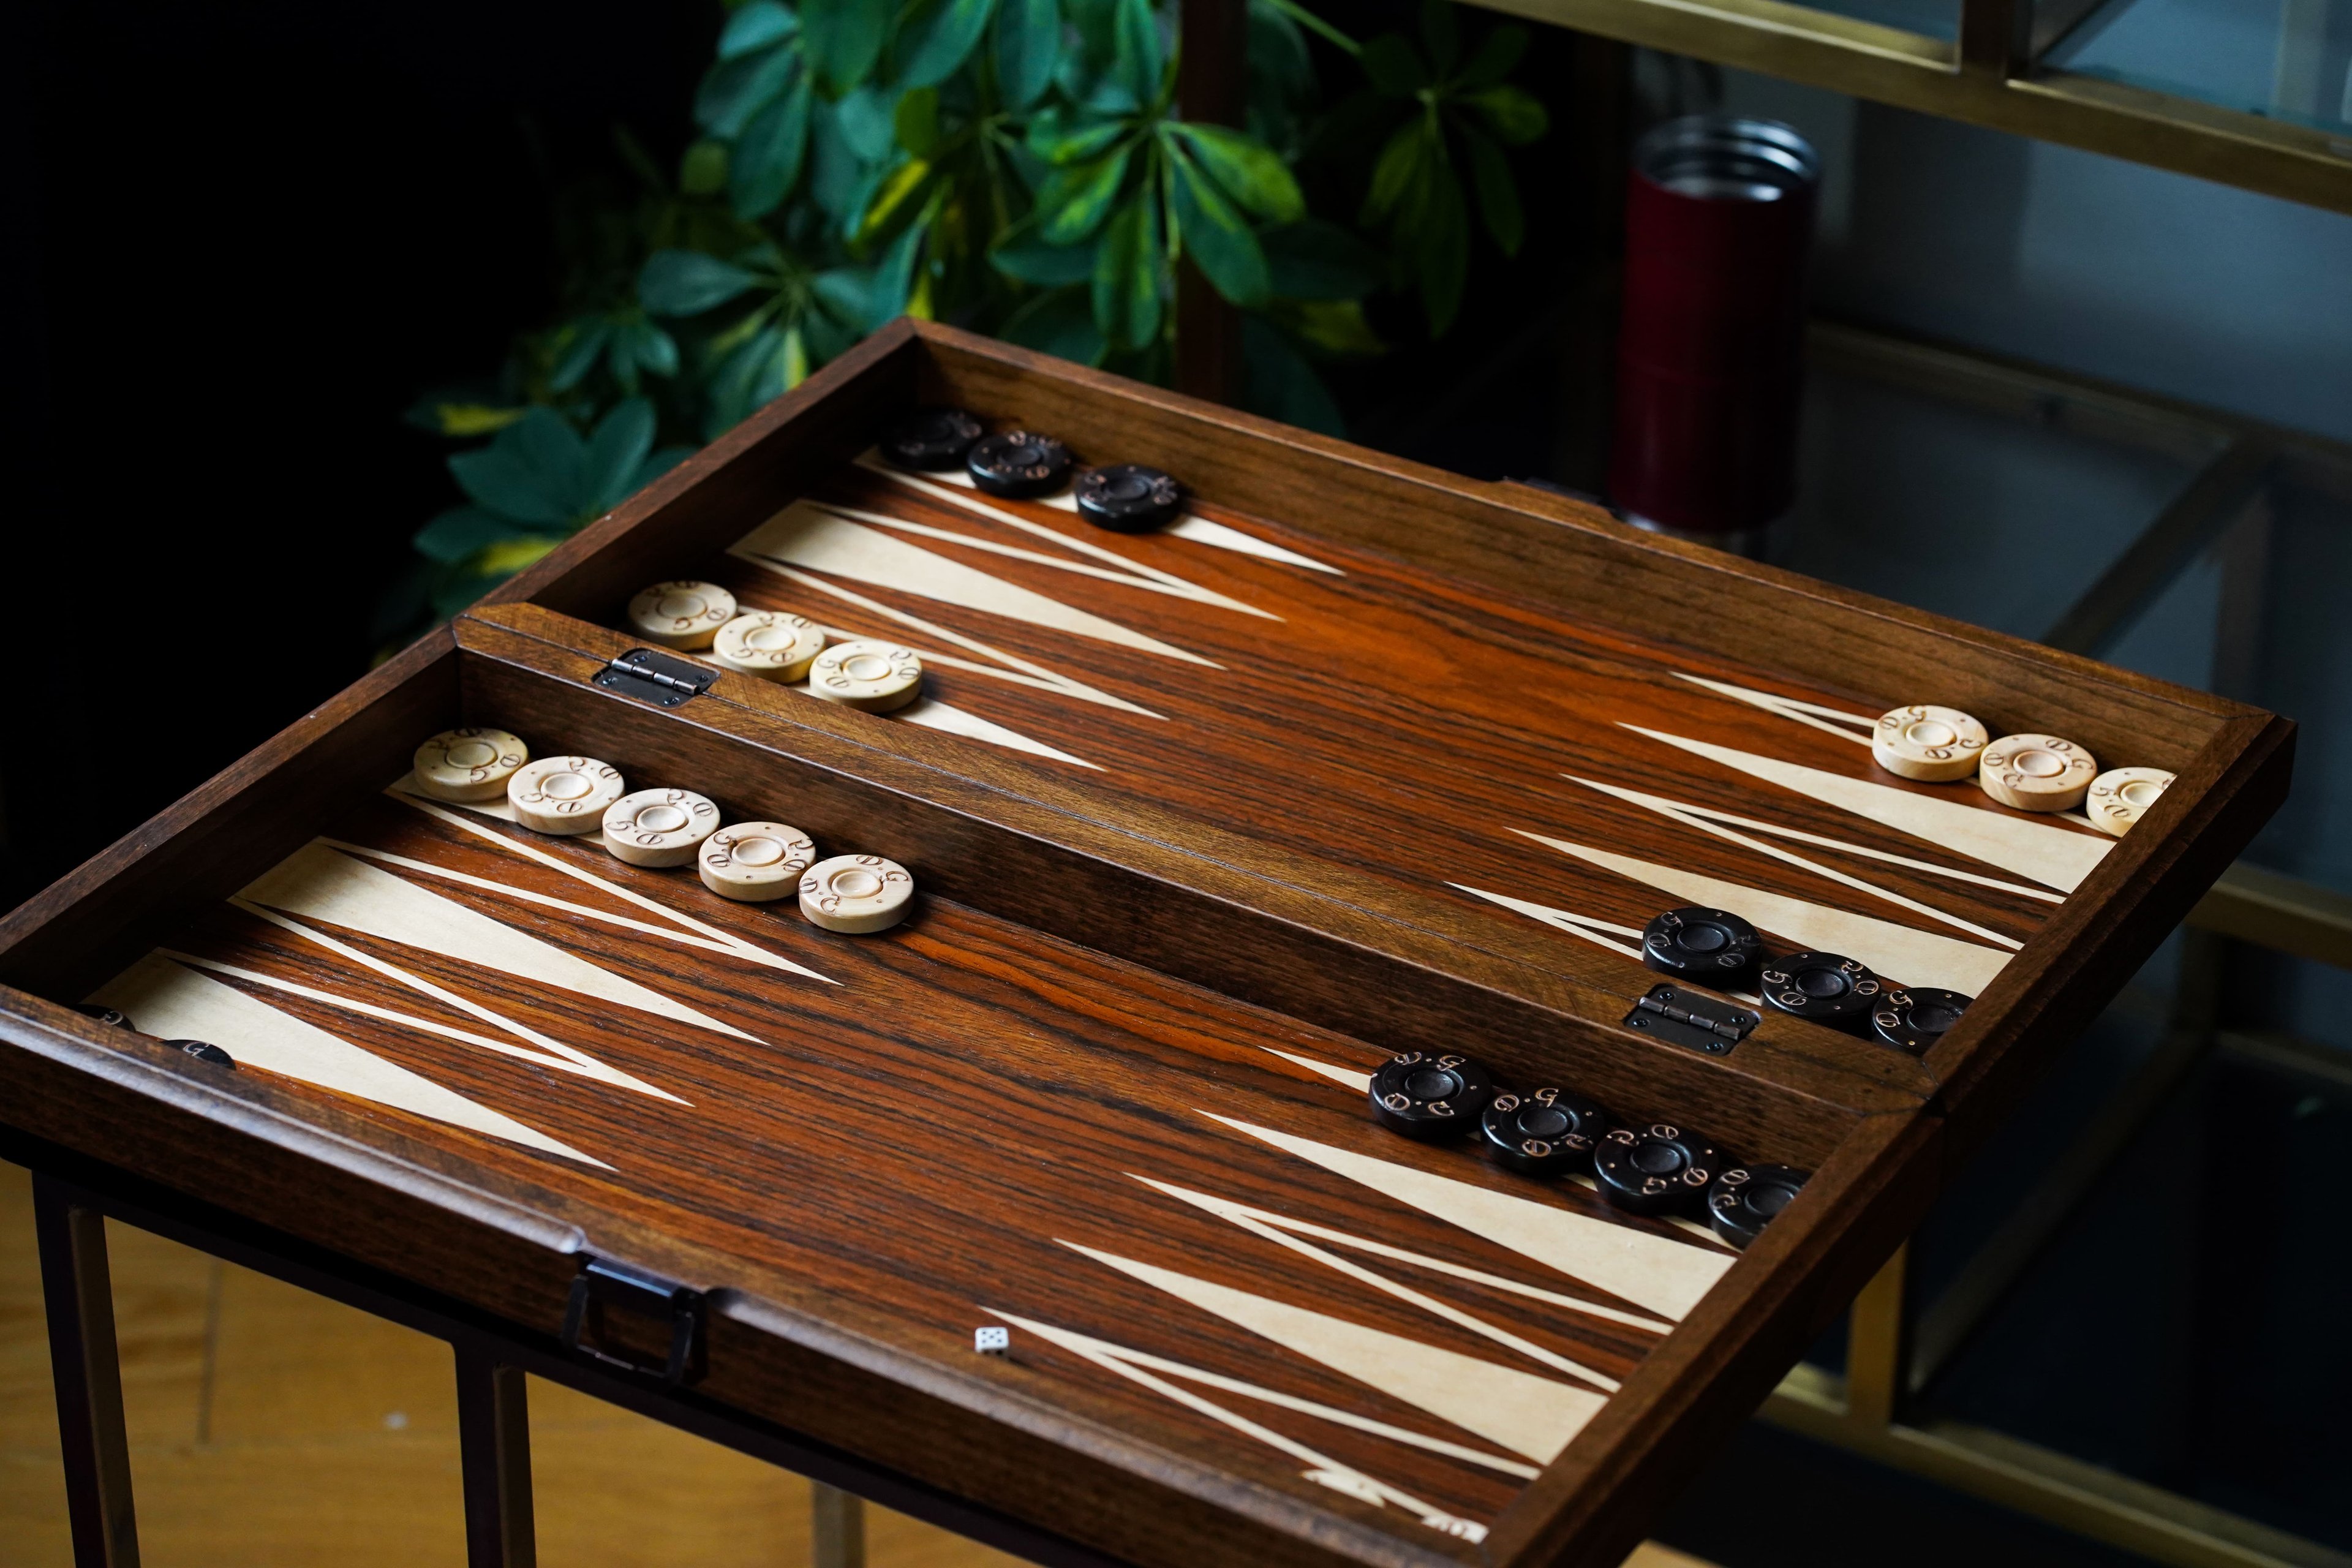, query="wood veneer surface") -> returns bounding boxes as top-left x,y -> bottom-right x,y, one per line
65,788 -> 1764,1558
